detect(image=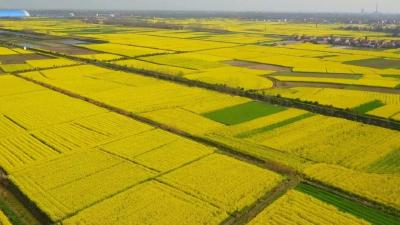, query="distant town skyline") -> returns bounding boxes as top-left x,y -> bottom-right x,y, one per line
0,0 -> 399,14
